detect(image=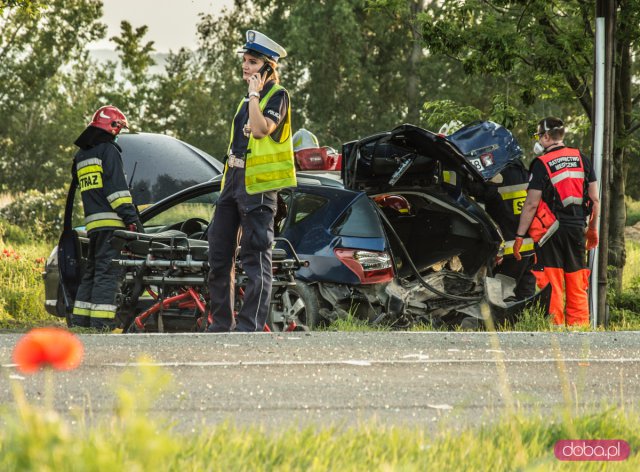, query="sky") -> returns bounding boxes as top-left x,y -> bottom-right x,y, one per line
90,0 -> 235,52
